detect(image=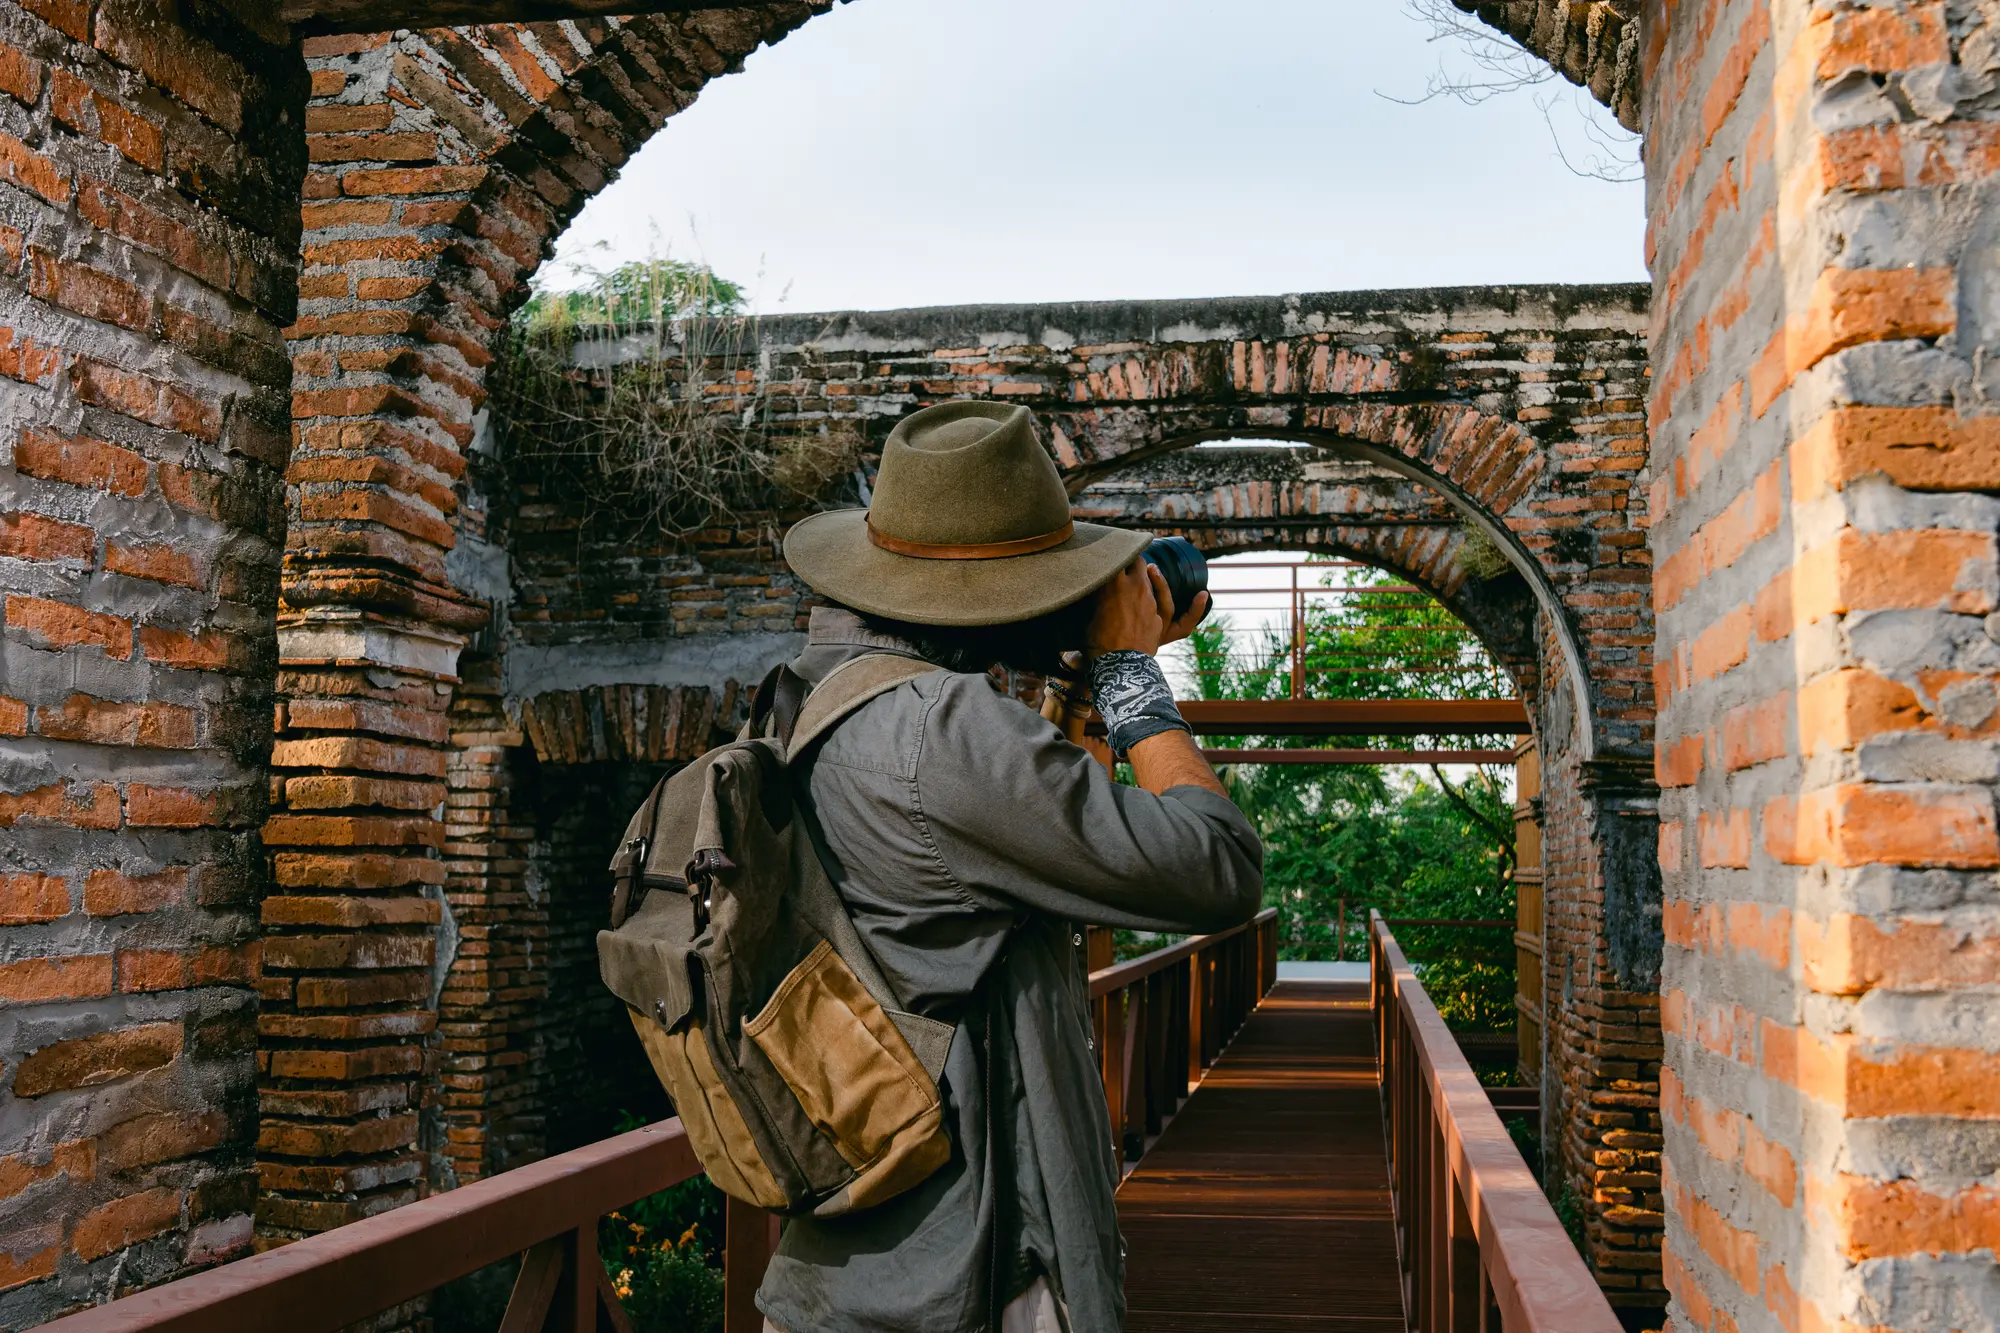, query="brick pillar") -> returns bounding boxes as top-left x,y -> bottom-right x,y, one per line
1651,4 -> 2000,1332
0,0 -> 305,1320
261,9 -> 830,1223
436,662 -> 541,1184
